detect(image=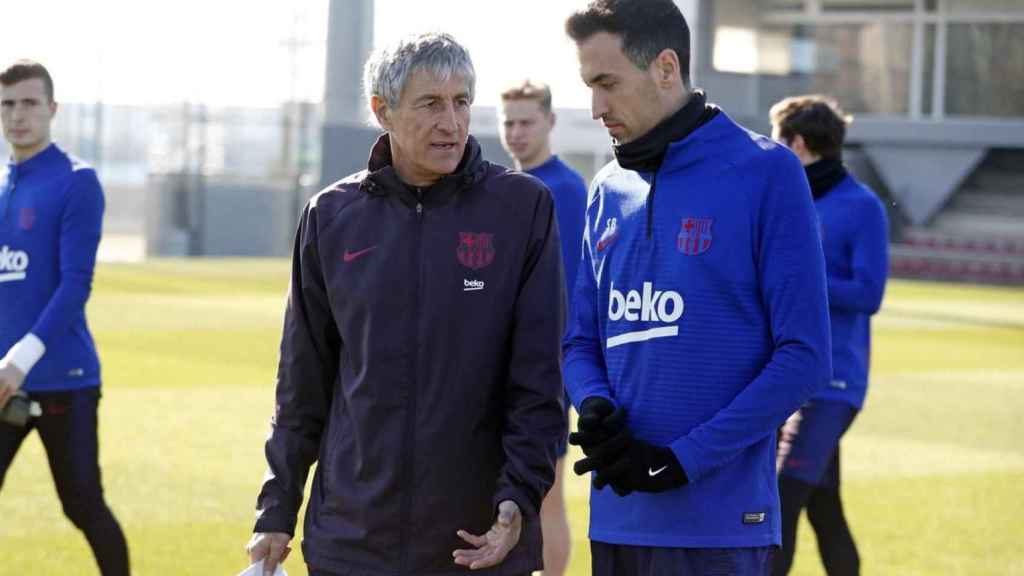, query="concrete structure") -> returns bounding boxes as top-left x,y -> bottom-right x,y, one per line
322,0 -> 1023,283
696,0 -> 1024,283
